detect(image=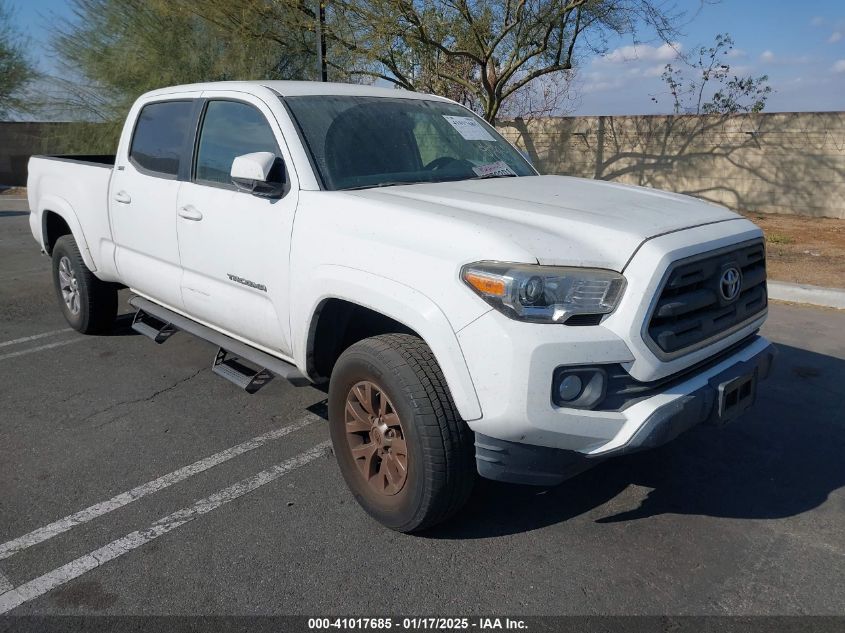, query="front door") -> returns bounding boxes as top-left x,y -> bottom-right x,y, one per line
175,93 -> 298,355
109,98 -> 196,309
